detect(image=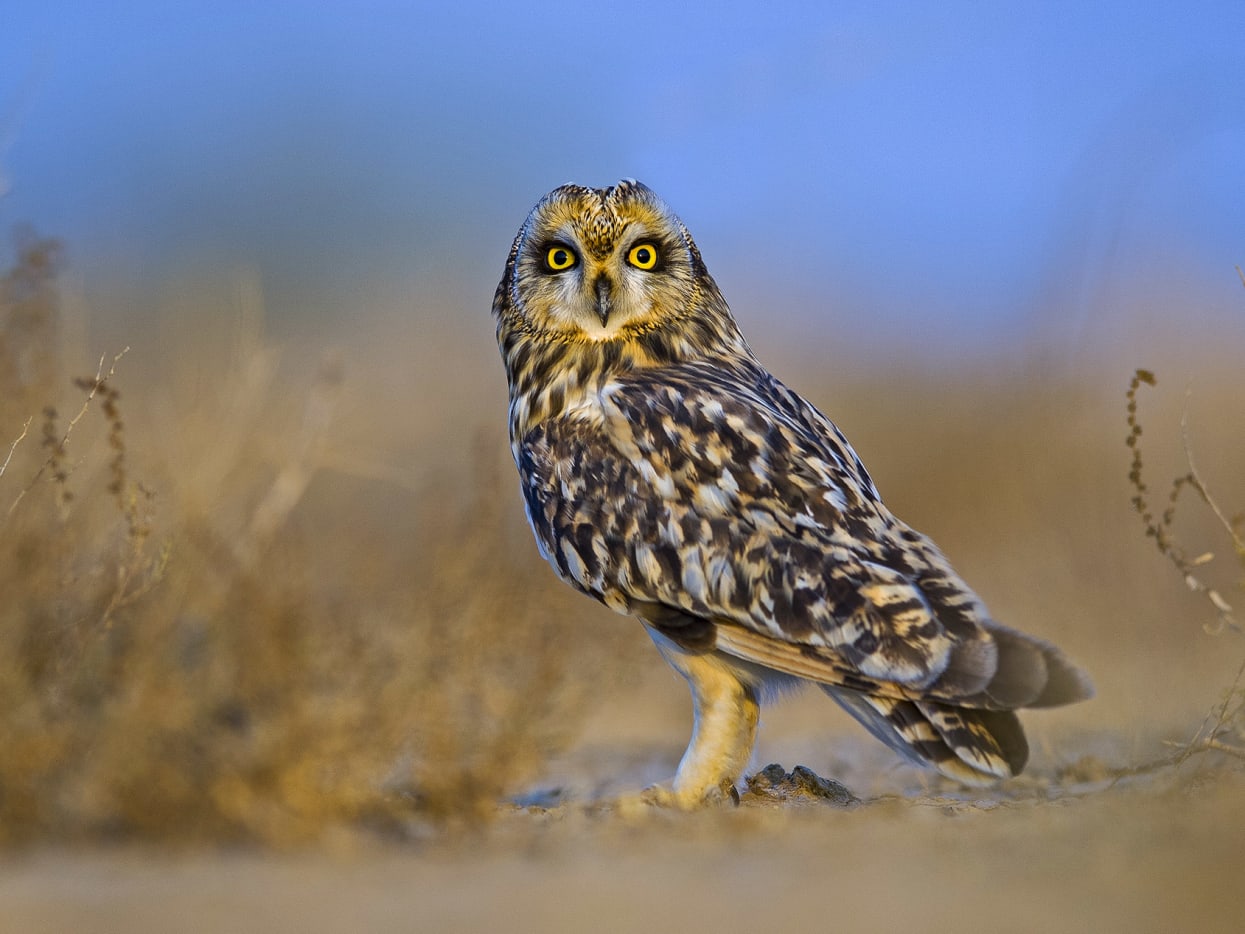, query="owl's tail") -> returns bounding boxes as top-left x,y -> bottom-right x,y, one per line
822,620 -> 1092,785
709,608 -> 1091,784
824,688 -> 1029,785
